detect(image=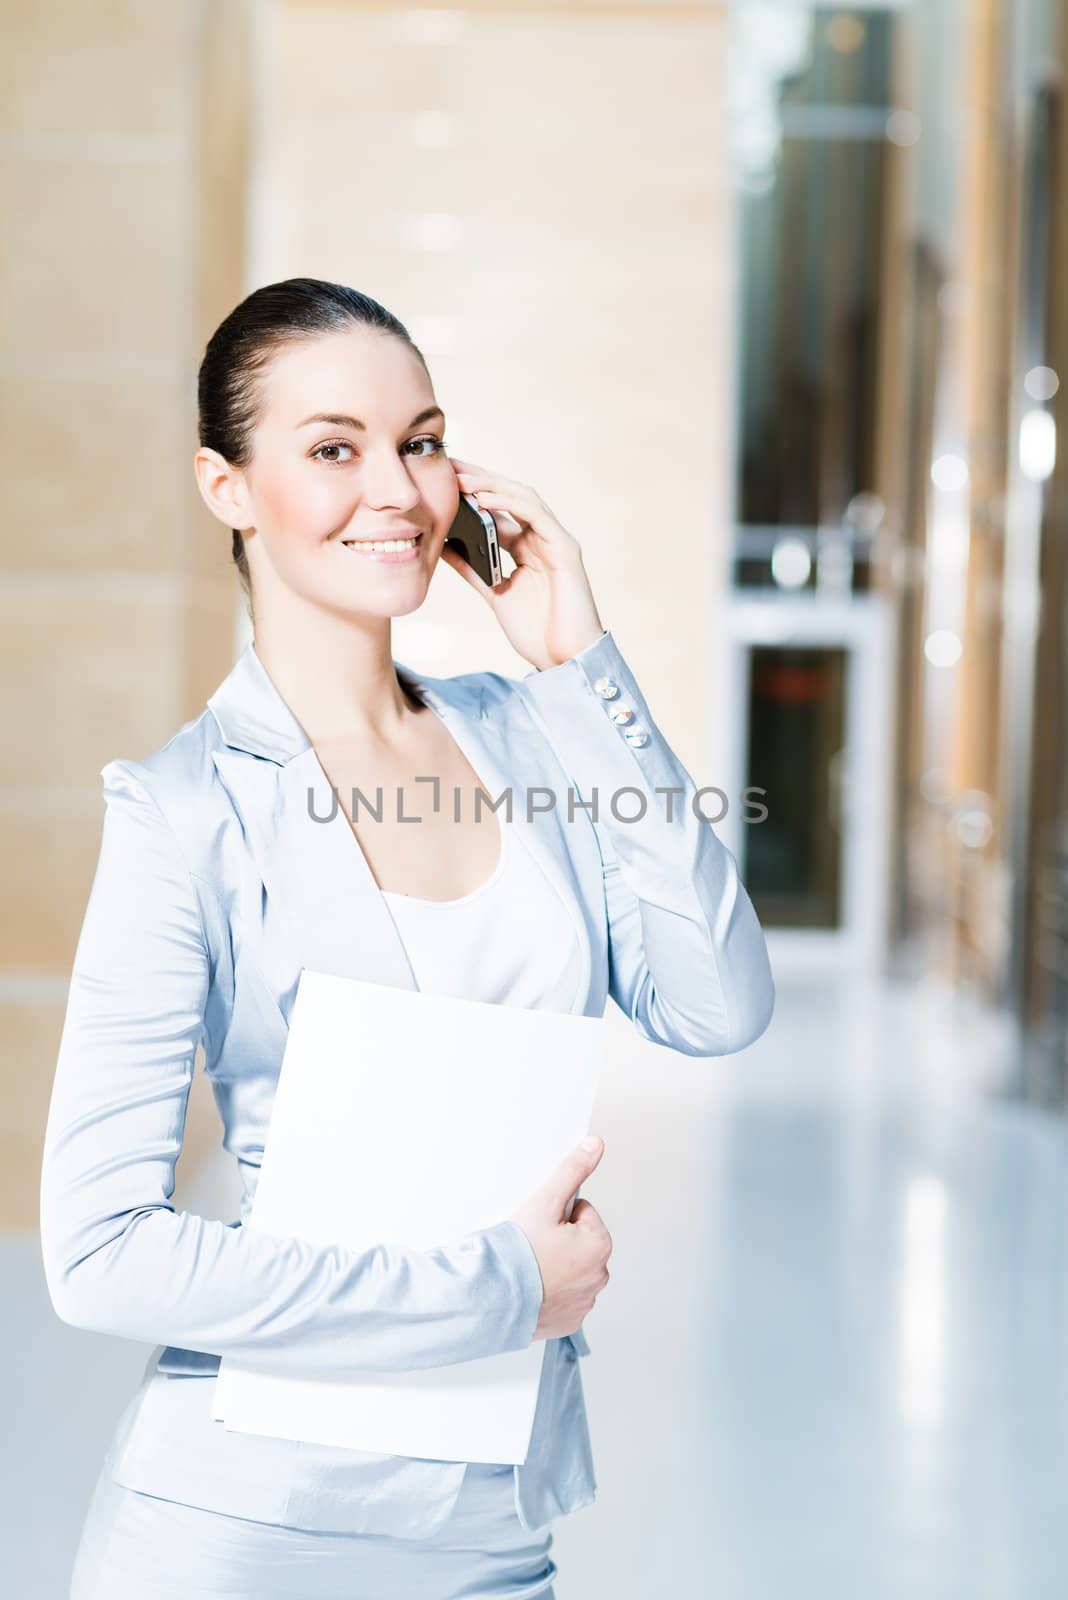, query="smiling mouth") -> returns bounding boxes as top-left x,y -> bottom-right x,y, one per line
341,532 -> 424,555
